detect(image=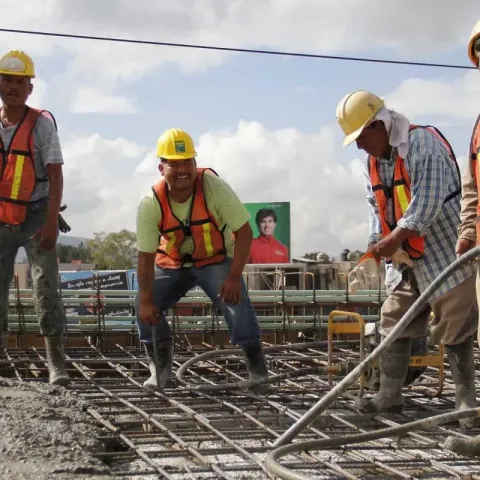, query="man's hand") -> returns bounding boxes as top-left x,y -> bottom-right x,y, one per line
372,235 -> 402,258
138,299 -> 160,326
34,222 -> 58,250
456,238 -> 475,258
219,274 -> 242,305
